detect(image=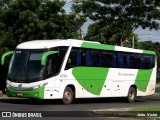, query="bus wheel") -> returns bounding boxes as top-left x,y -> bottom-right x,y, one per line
62,87 -> 74,105
127,87 -> 136,103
